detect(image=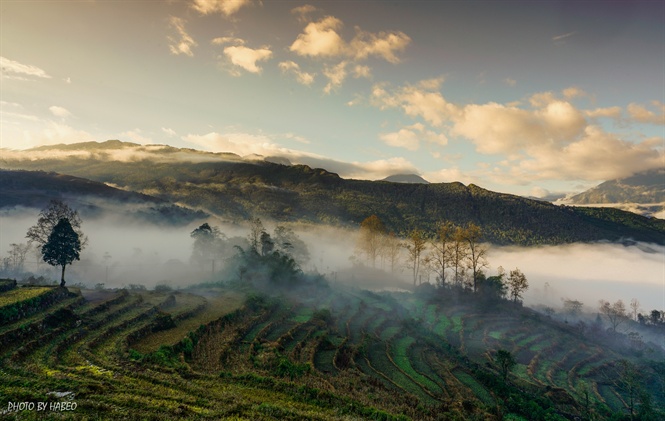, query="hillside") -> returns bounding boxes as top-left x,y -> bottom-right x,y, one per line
568,169 -> 664,205
563,170 -> 665,219
0,280 -> 662,420
2,141 -> 664,245
0,169 -> 207,226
